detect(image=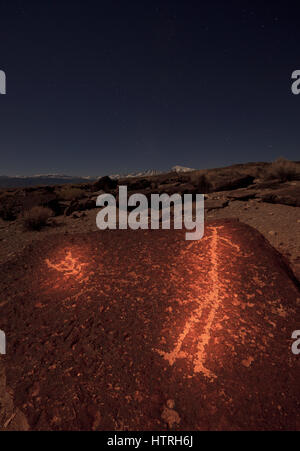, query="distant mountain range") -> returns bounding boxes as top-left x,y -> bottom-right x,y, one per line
0,166 -> 196,188
0,174 -> 94,188
110,166 -> 195,179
